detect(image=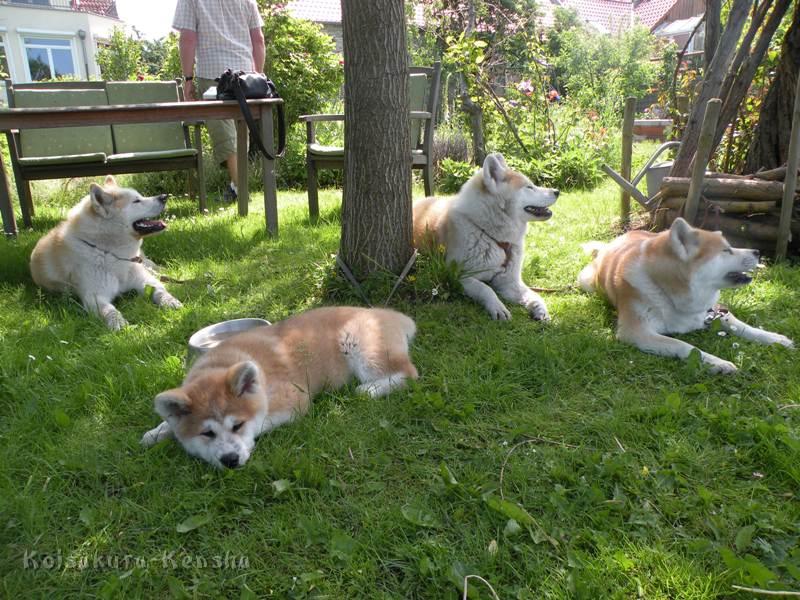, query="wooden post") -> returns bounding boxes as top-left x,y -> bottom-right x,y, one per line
775,75 -> 800,259
620,97 -> 636,226
683,98 -> 721,224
